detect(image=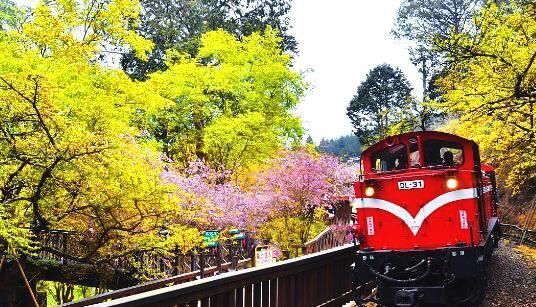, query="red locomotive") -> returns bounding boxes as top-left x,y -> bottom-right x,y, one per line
351,131 -> 500,306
